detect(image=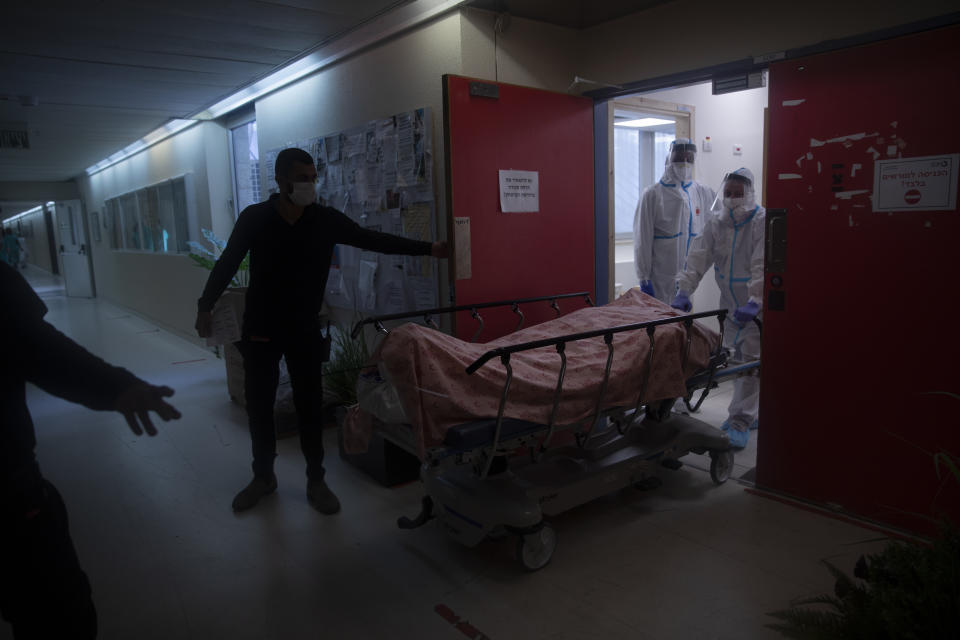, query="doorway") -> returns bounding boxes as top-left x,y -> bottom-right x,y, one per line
54,200 -> 95,298
608,78 -> 769,313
